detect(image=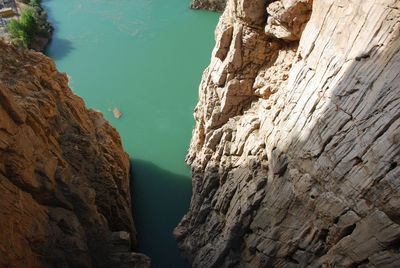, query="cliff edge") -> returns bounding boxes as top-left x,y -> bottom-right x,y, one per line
0,42 -> 149,267
176,0 -> 400,267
